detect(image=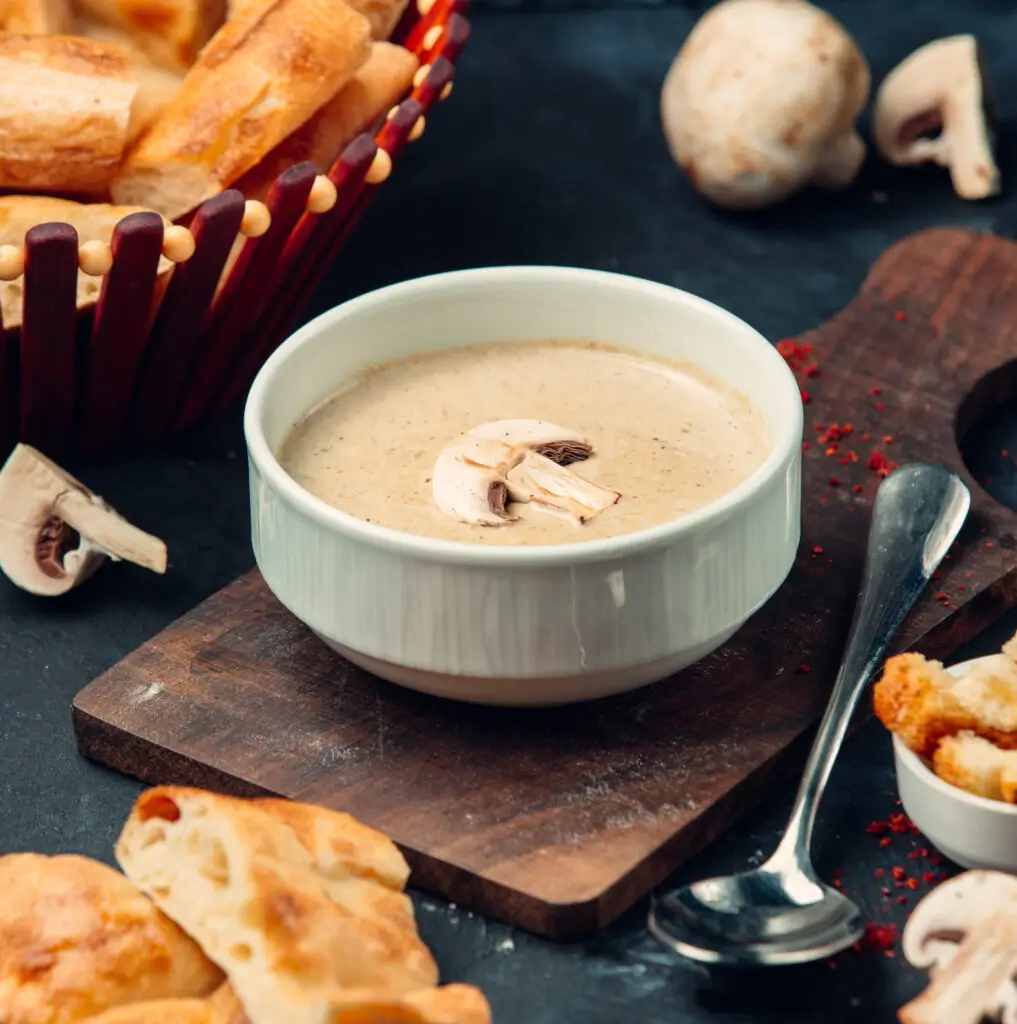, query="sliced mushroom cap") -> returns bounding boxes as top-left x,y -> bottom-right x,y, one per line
431,420 -> 620,528
873,35 -> 999,200
902,870 -> 1017,971
0,444 -> 167,596
660,0 -> 870,209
